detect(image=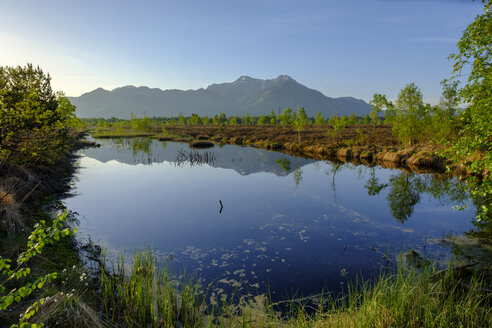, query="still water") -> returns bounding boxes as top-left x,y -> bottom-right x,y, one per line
64,138 -> 475,300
